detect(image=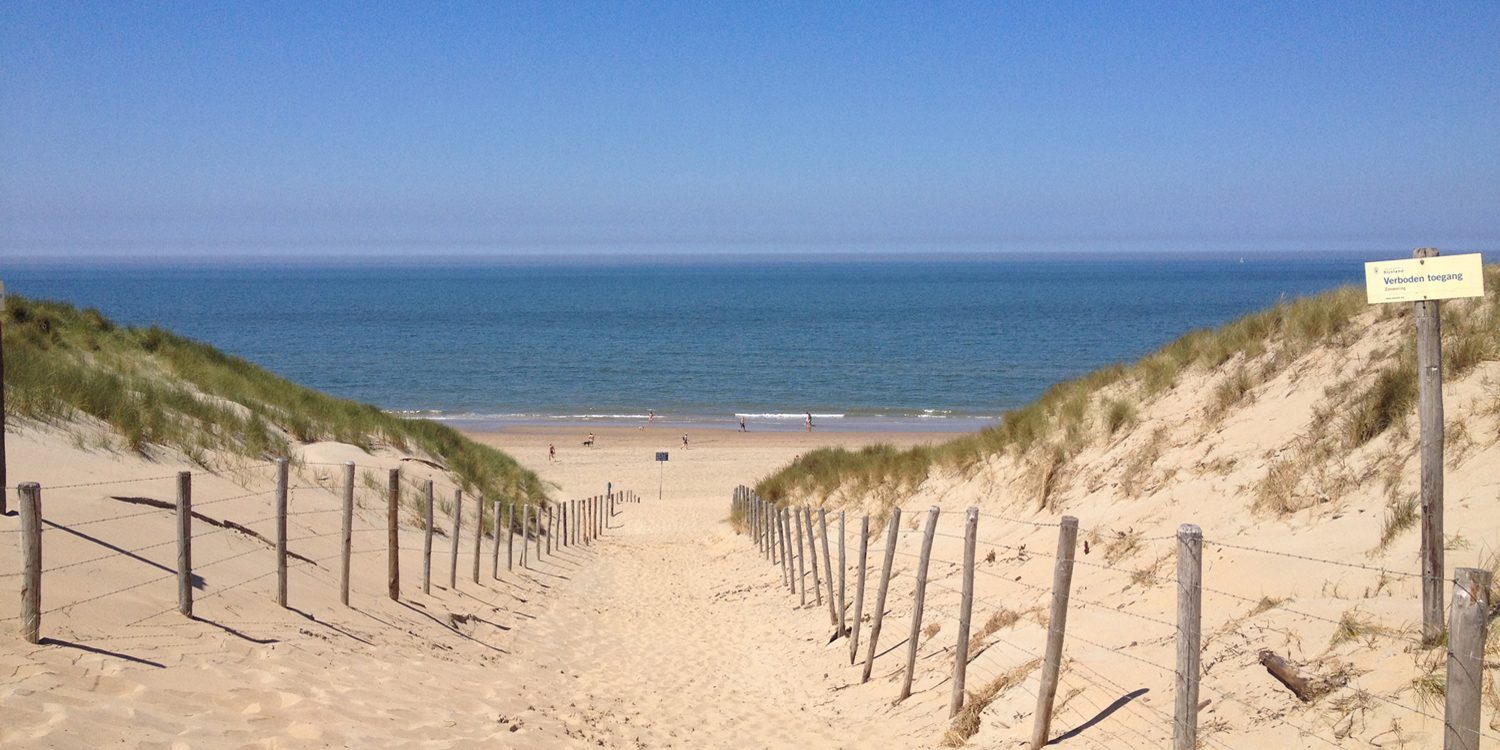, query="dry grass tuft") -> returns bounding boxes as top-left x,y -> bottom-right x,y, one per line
1377,494 -> 1419,551
966,609 -> 1022,656
923,621 -> 943,642
941,657 -> 1042,746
